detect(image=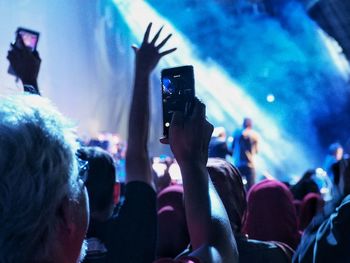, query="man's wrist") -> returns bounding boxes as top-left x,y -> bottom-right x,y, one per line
22,79 -> 39,95
178,160 -> 207,174
21,78 -> 37,86
135,59 -> 153,75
